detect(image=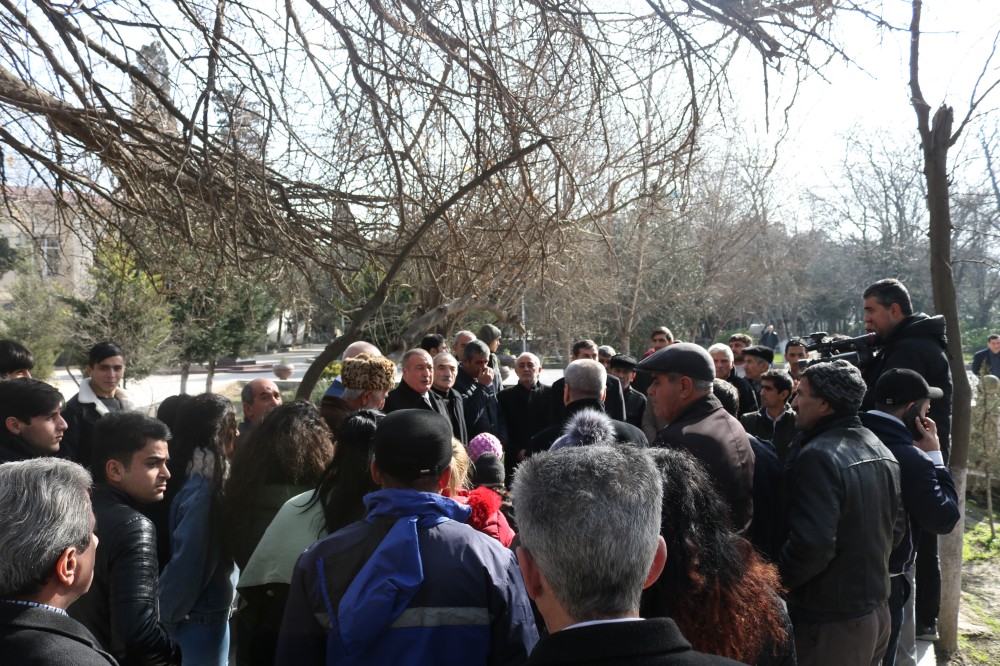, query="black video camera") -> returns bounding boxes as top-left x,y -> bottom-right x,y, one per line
798,332 -> 877,371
